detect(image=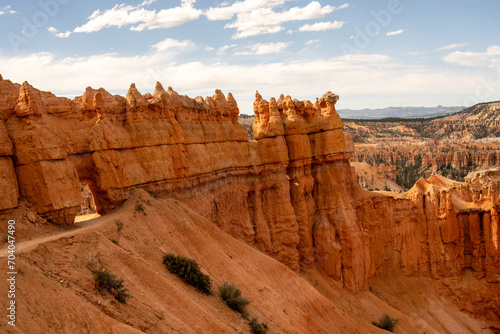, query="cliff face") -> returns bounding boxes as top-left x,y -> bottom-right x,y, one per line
1,76 -> 499,308
358,175 -> 500,281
